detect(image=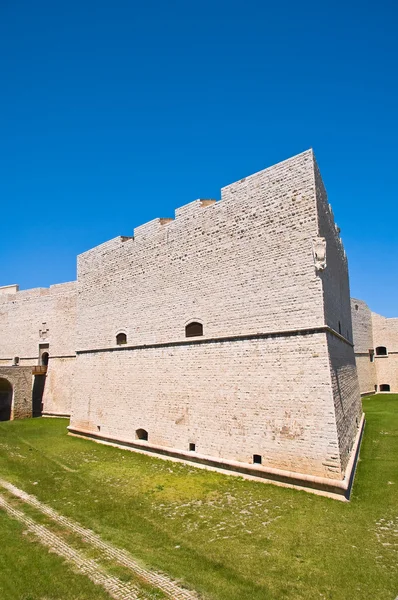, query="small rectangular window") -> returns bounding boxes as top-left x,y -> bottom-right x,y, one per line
253,454 -> 262,464
189,443 -> 196,452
